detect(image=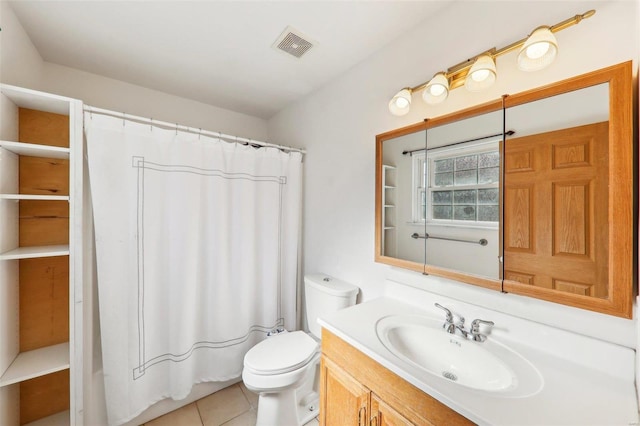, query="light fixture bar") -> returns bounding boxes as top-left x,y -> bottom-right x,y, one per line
404,10 -> 595,94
